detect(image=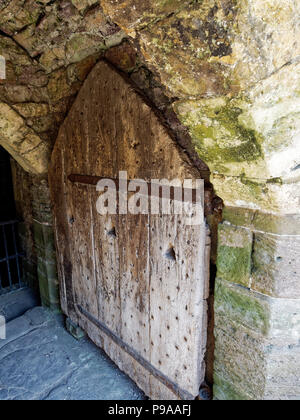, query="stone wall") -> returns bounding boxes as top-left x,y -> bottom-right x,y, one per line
11,160 -> 60,311
214,212 -> 300,400
11,159 -> 37,290
0,0 -> 299,400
